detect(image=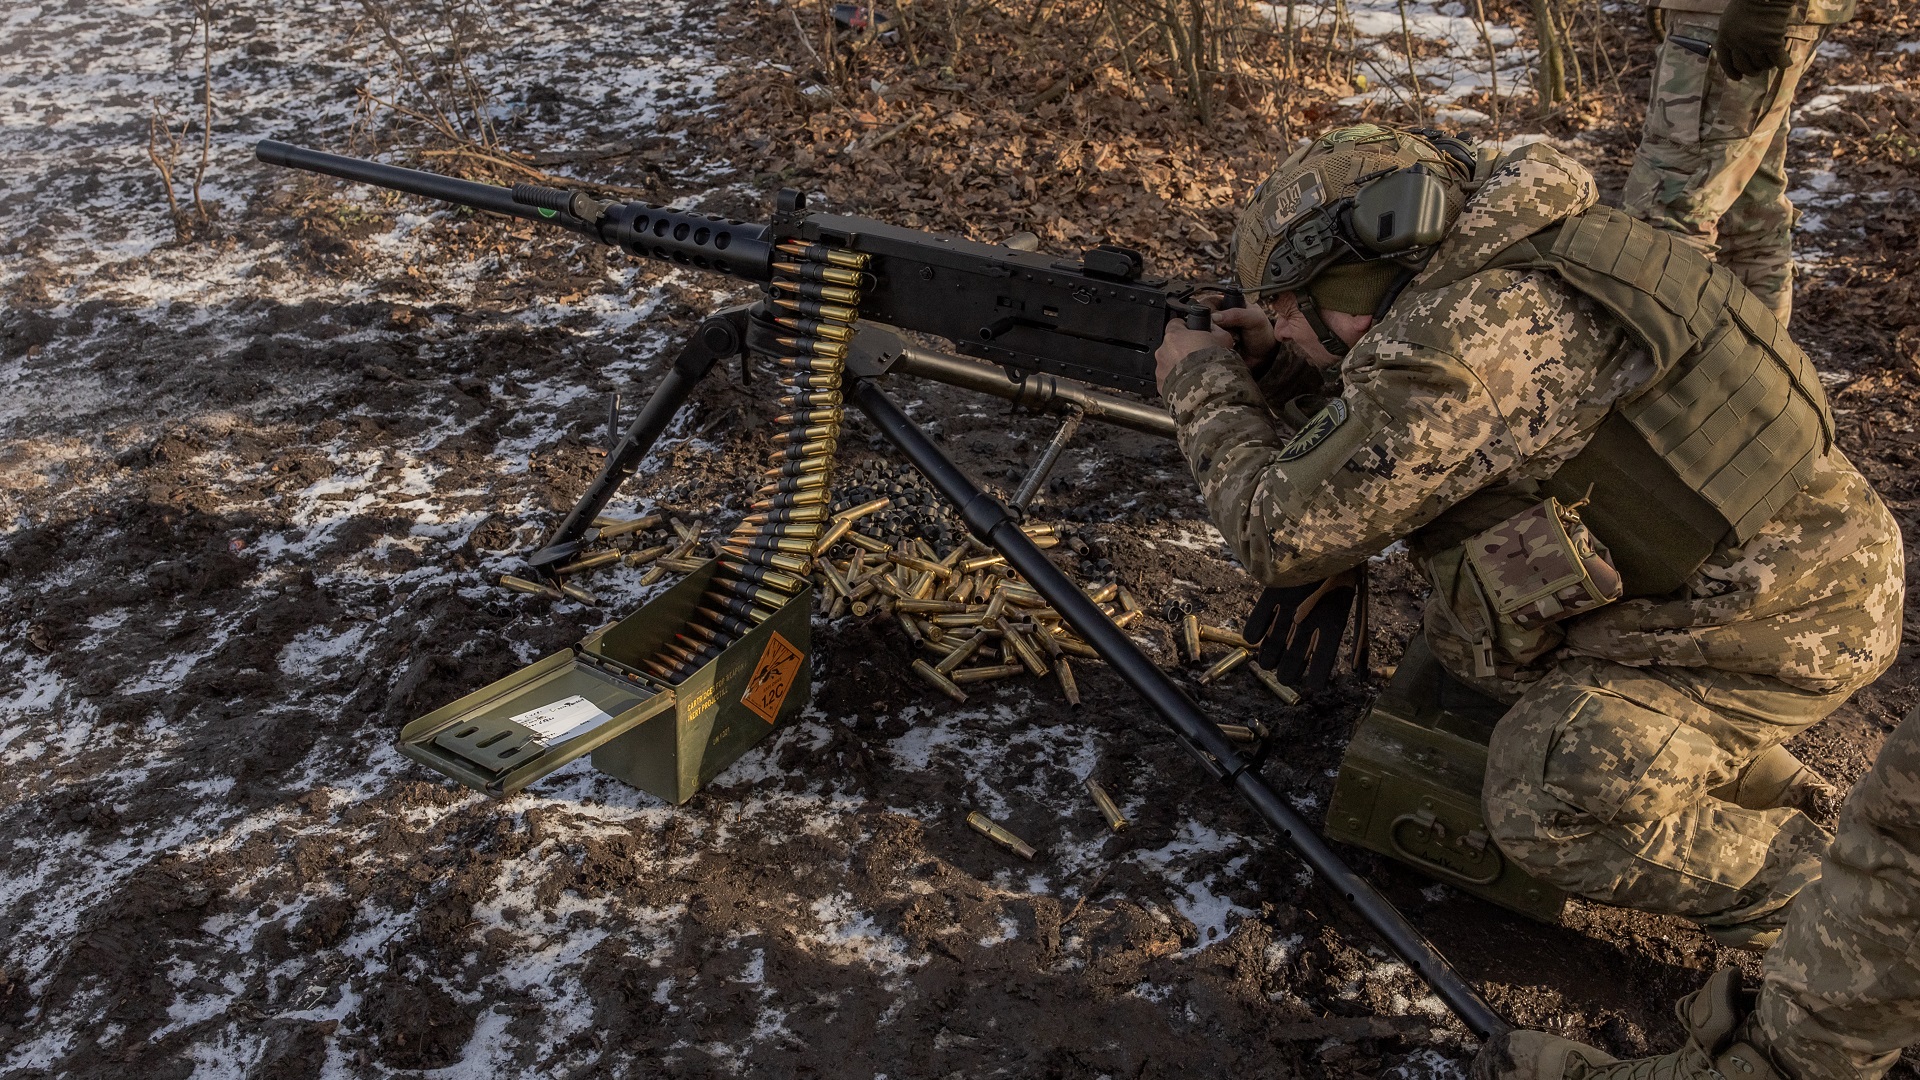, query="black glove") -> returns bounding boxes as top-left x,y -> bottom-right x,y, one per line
1715,0 -> 1794,79
1243,568 -> 1369,691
